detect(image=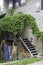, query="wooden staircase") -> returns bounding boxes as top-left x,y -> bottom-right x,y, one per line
19,37 -> 38,57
